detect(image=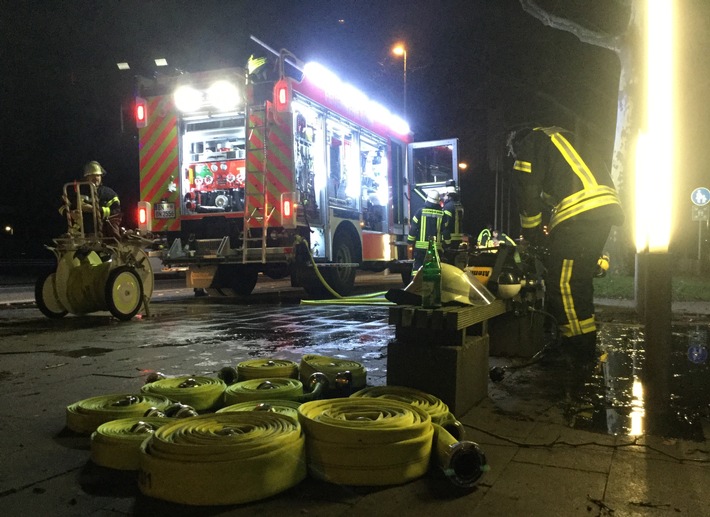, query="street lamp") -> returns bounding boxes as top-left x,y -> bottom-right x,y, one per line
392,43 -> 407,119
